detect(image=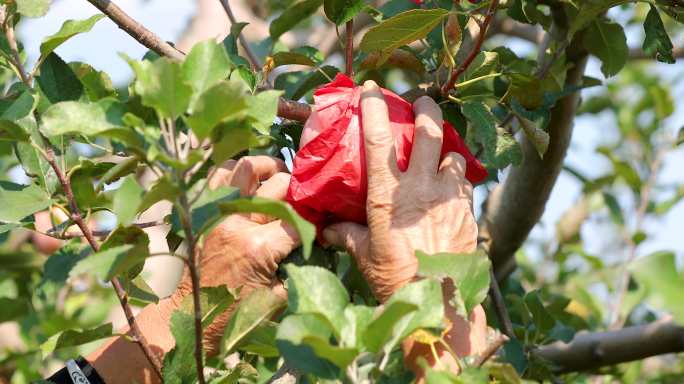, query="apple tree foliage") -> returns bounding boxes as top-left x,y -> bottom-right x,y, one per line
0,0 -> 683,383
